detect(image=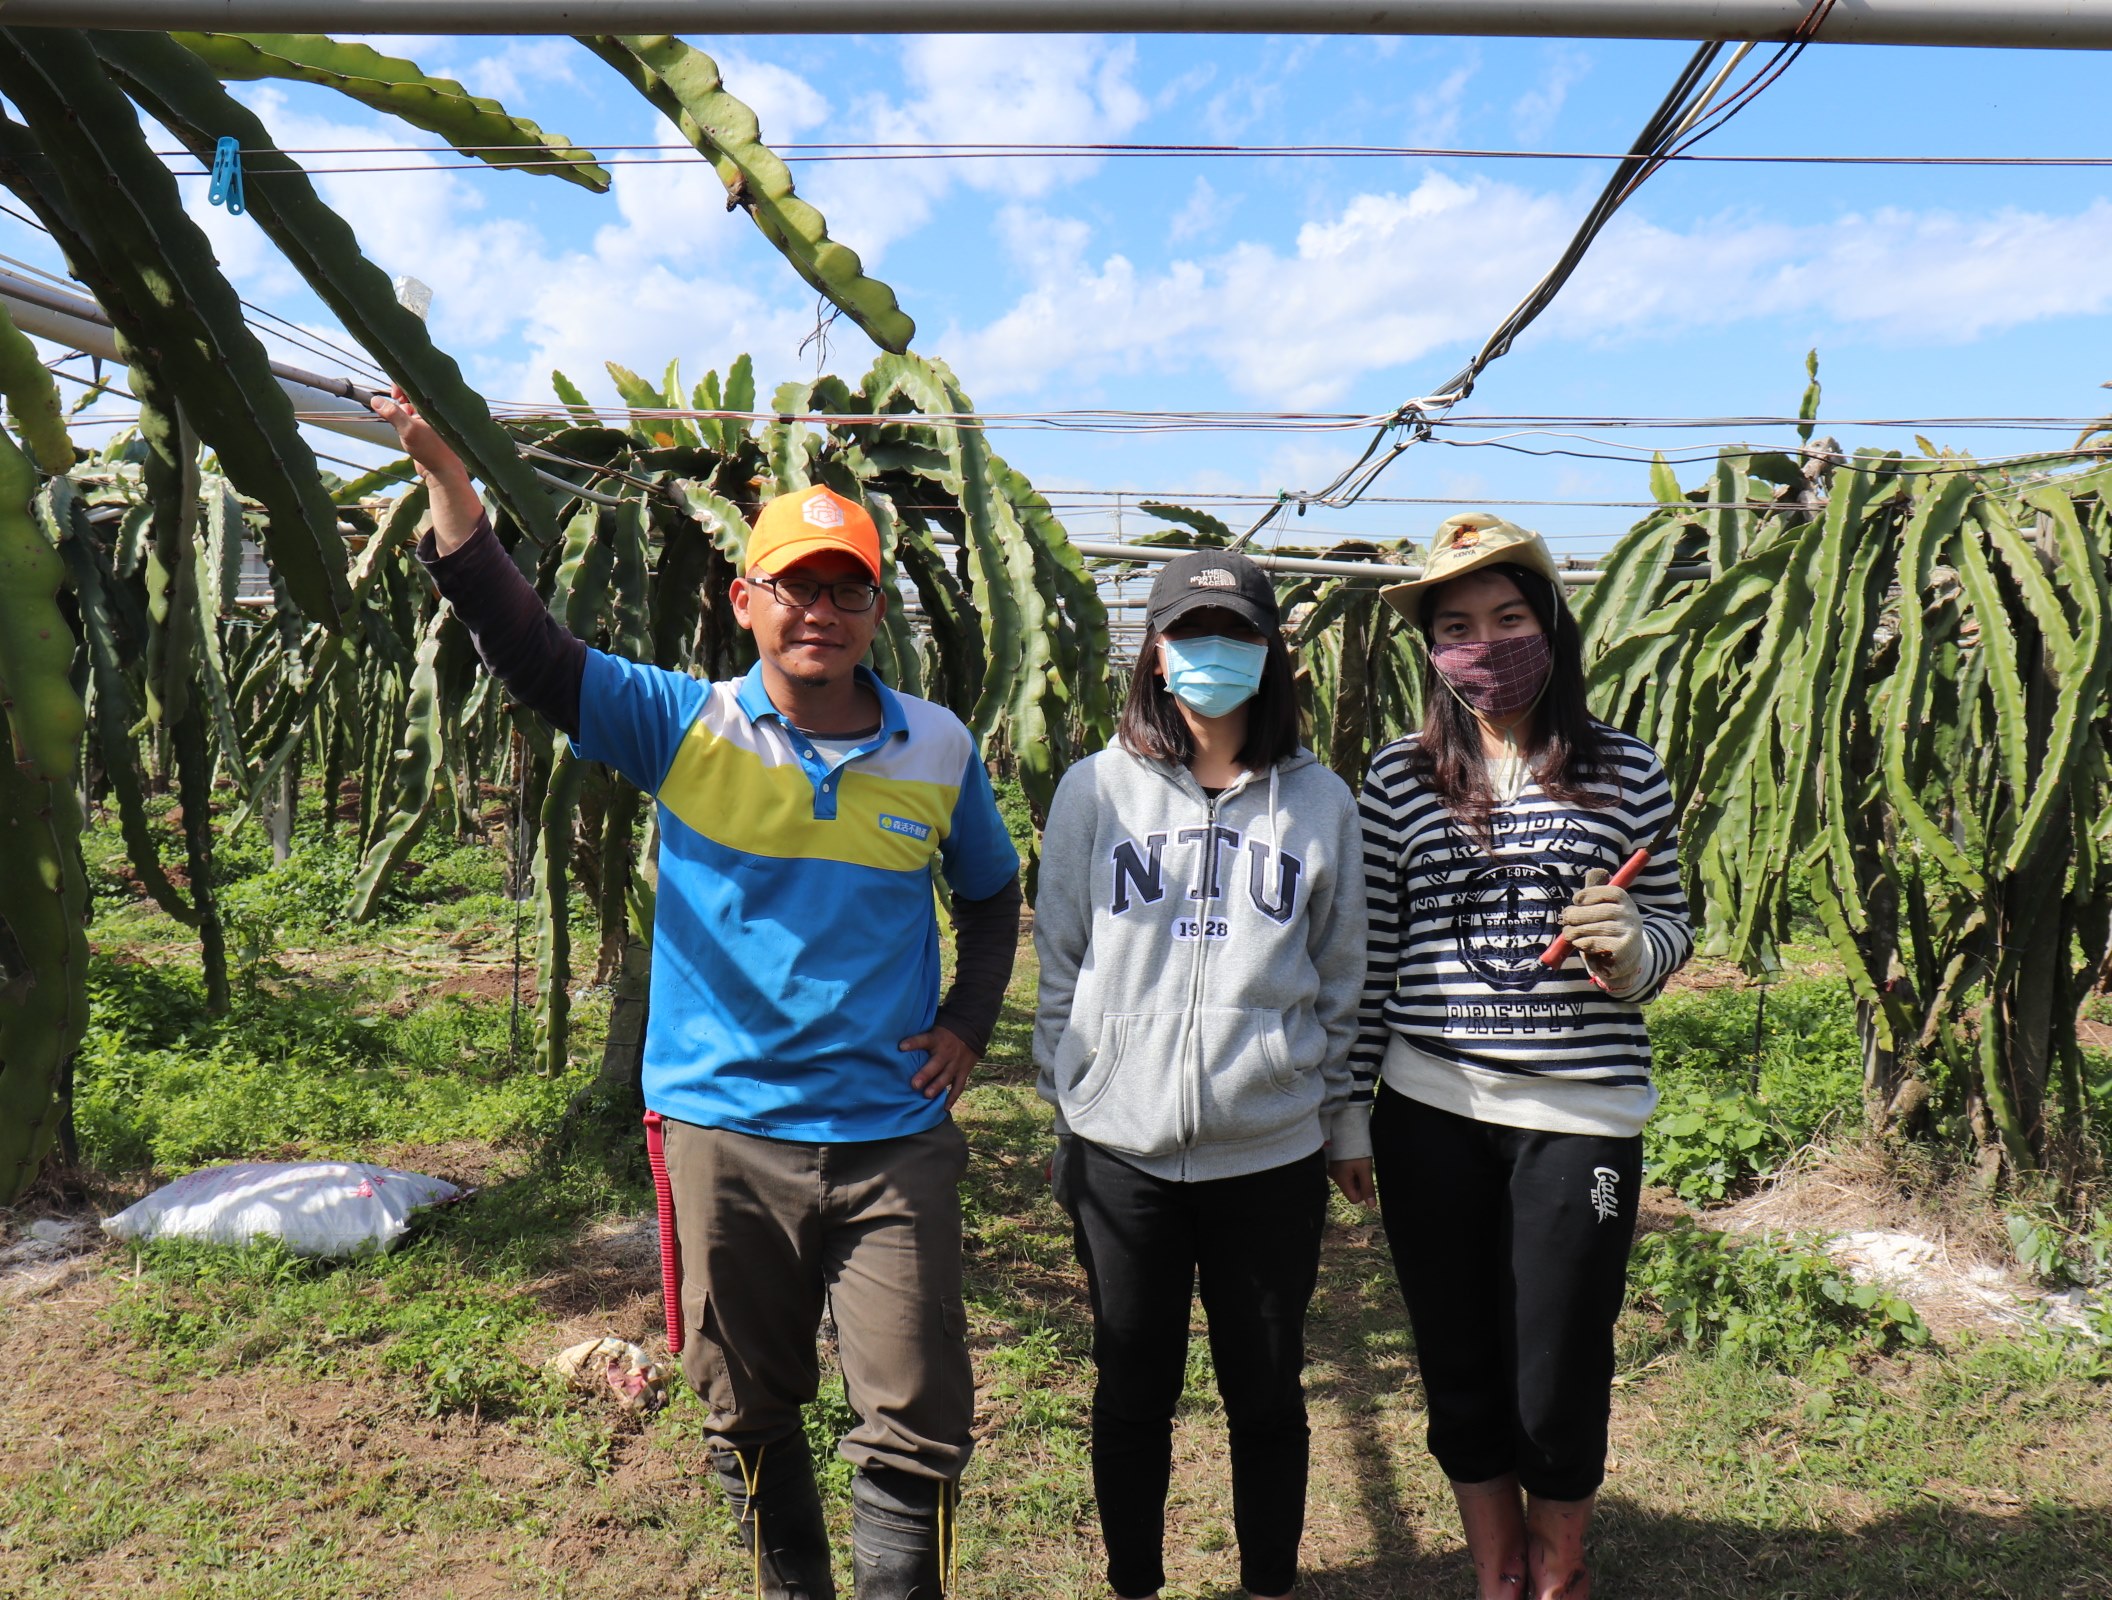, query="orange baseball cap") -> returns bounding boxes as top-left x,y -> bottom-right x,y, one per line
747,486 -> 881,581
